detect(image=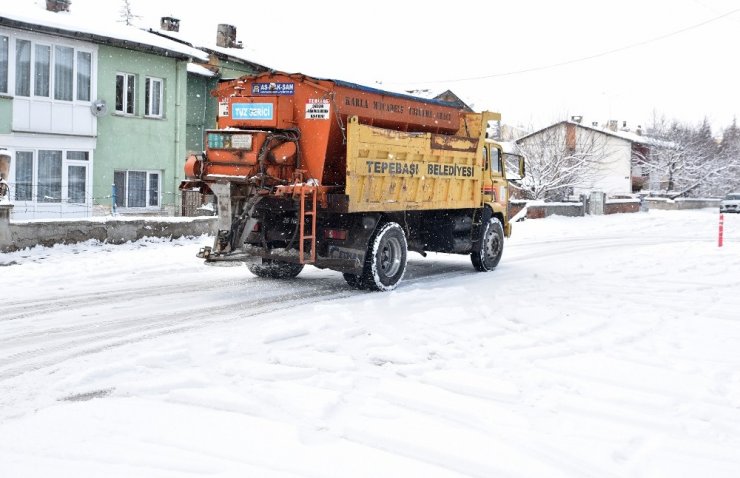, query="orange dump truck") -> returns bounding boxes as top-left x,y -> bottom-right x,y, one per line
181,72 -> 522,290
